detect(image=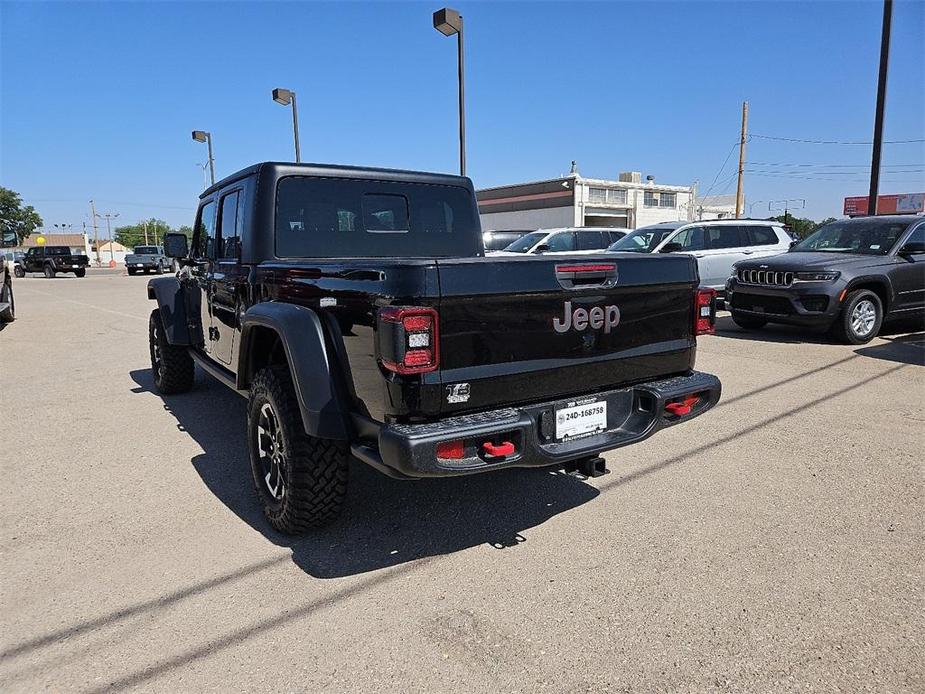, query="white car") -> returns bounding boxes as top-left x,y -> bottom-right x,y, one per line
608,219 -> 792,291
492,227 -> 629,256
